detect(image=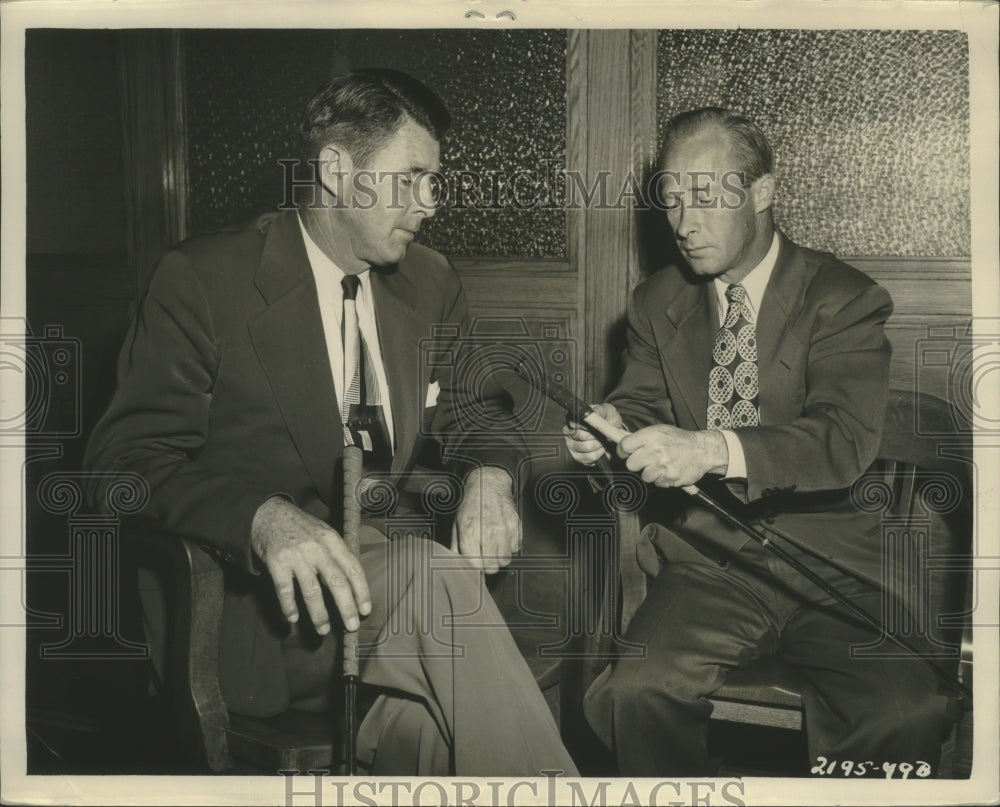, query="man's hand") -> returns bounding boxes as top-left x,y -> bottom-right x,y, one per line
618,425 -> 728,488
562,403 -> 624,465
451,466 -> 521,574
251,496 -> 372,634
